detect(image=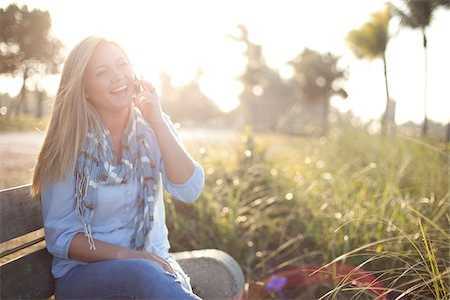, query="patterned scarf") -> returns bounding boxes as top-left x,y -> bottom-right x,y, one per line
75,106 -> 160,252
